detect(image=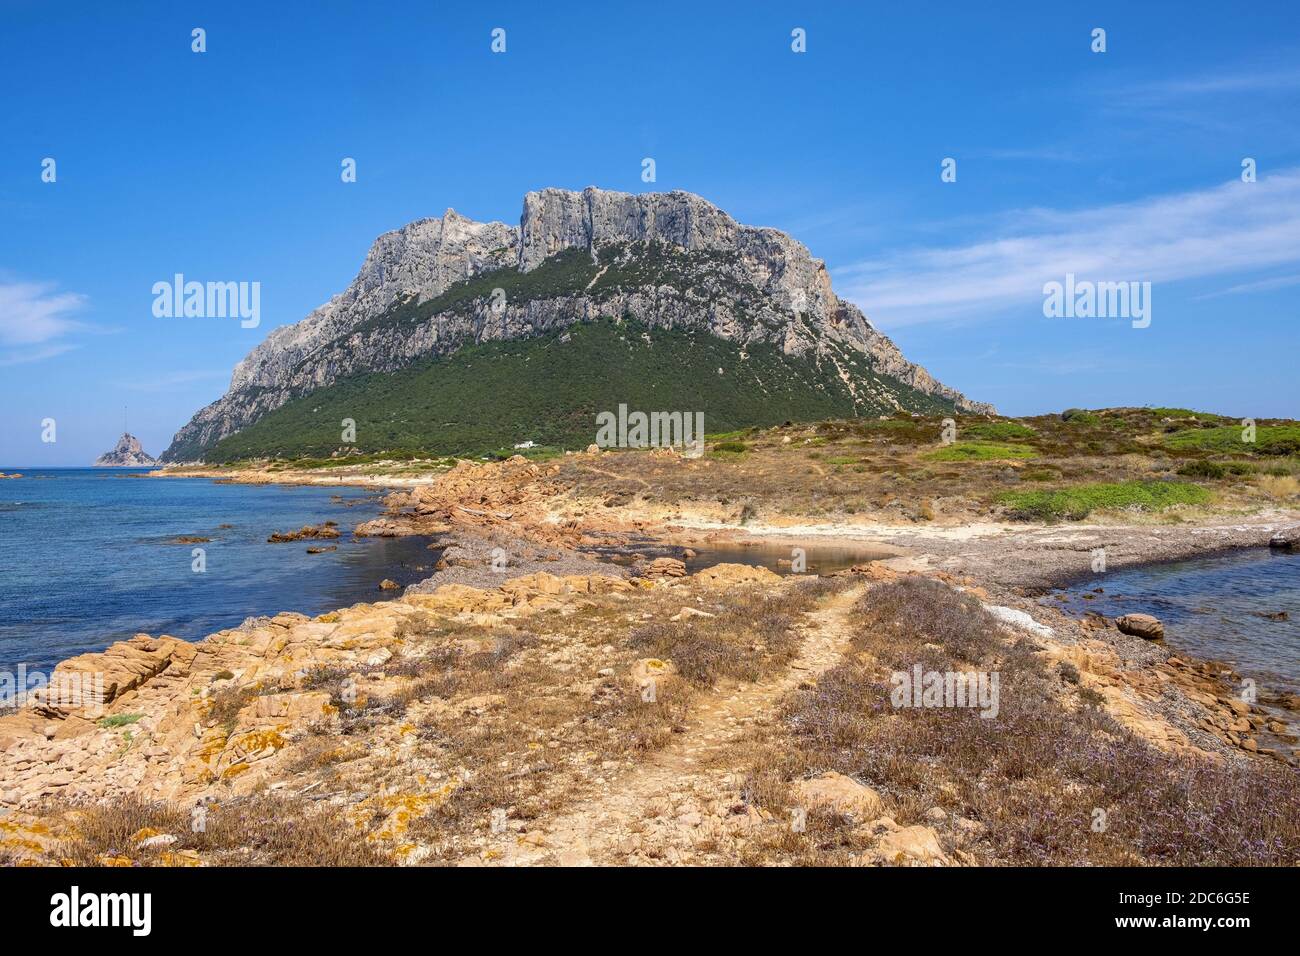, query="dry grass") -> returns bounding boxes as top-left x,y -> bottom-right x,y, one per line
322,629 -> 538,735
553,411 -> 1296,524
206,684 -> 259,732
743,576 -> 1300,865
1257,474 -> 1300,500
628,577 -> 850,687
393,597 -> 692,857
392,576 -> 847,861
596,674 -> 693,753
58,793 -> 390,866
